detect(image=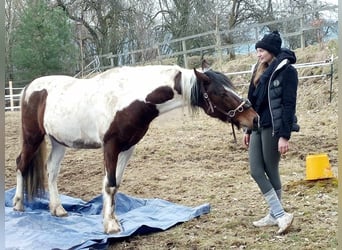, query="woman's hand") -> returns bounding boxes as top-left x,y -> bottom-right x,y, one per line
243,133 -> 250,148
278,137 -> 289,154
